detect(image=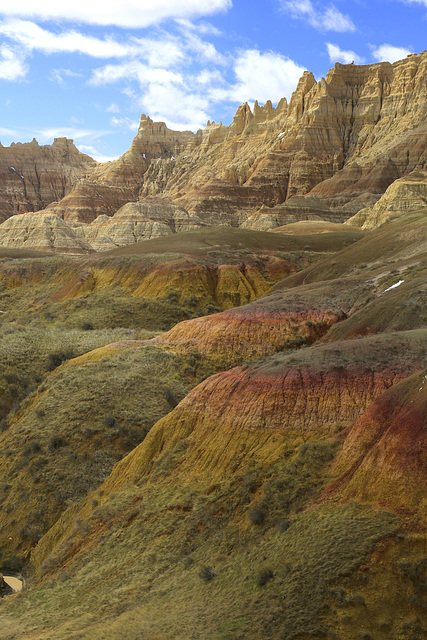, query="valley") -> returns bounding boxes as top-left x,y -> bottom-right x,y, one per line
0,52 -> 425,640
